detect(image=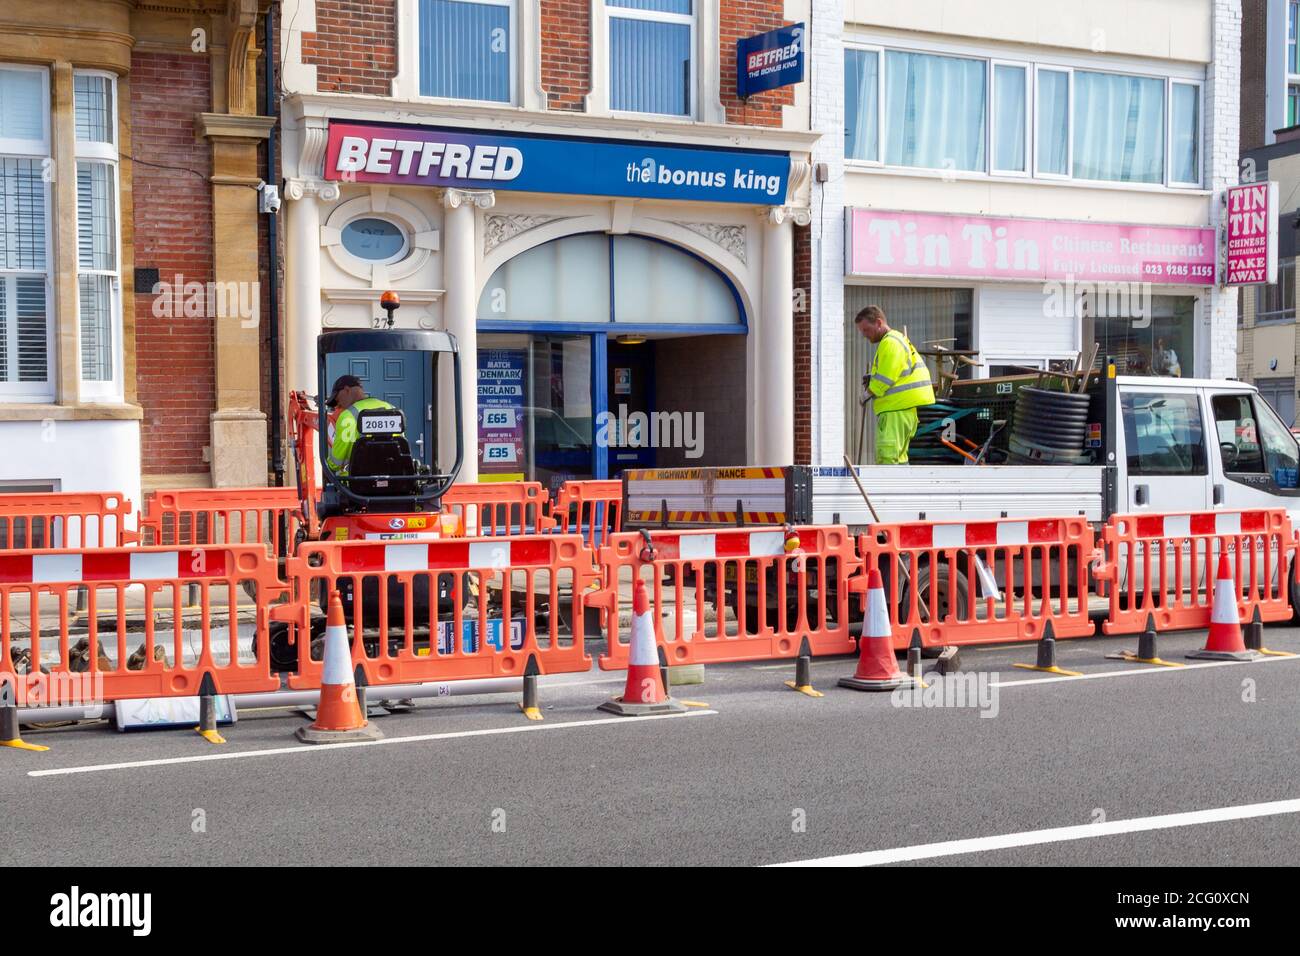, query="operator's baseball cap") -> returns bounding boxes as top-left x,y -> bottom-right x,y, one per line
326,374 -> 362,408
